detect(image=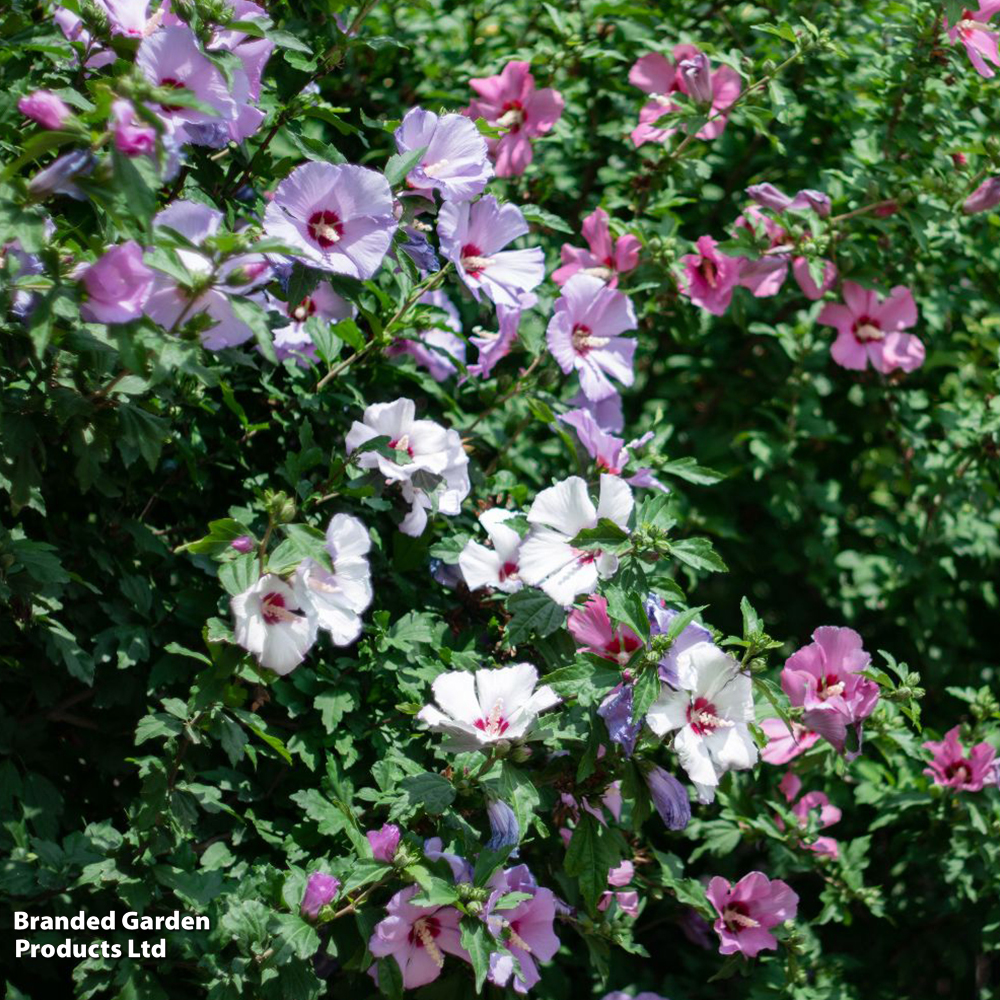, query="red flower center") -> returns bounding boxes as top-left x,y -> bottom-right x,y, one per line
158,77 -> 187,113
945,760 -> 972,784
499,99 -> 526,132
686,696 -> 723,736
474,699 -> 509,736
498,560 -> 519,582
722,902 -> 759,933
571,323 -> 594,355
816,672 -> 846,699
291,297 -> 317,322
307,209 -> 344,249
700,257 -> 718,288
388,436 -> 415,457
852,315 -> 883,342
407,915 -> 441,946
261,592 -> 287,625
461,243 -> 488,277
